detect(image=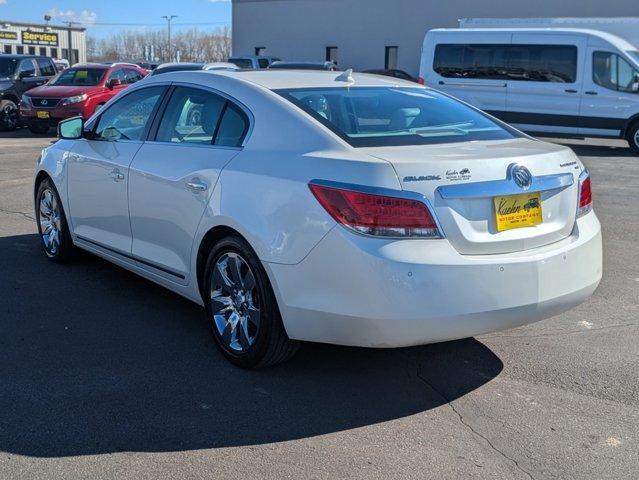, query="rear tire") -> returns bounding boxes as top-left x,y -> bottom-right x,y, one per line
203,235 -> 299,368
29,123 -> 50,135
35,178 -> 75,263
0,99 -> 19,131
627,122 -> 639,155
